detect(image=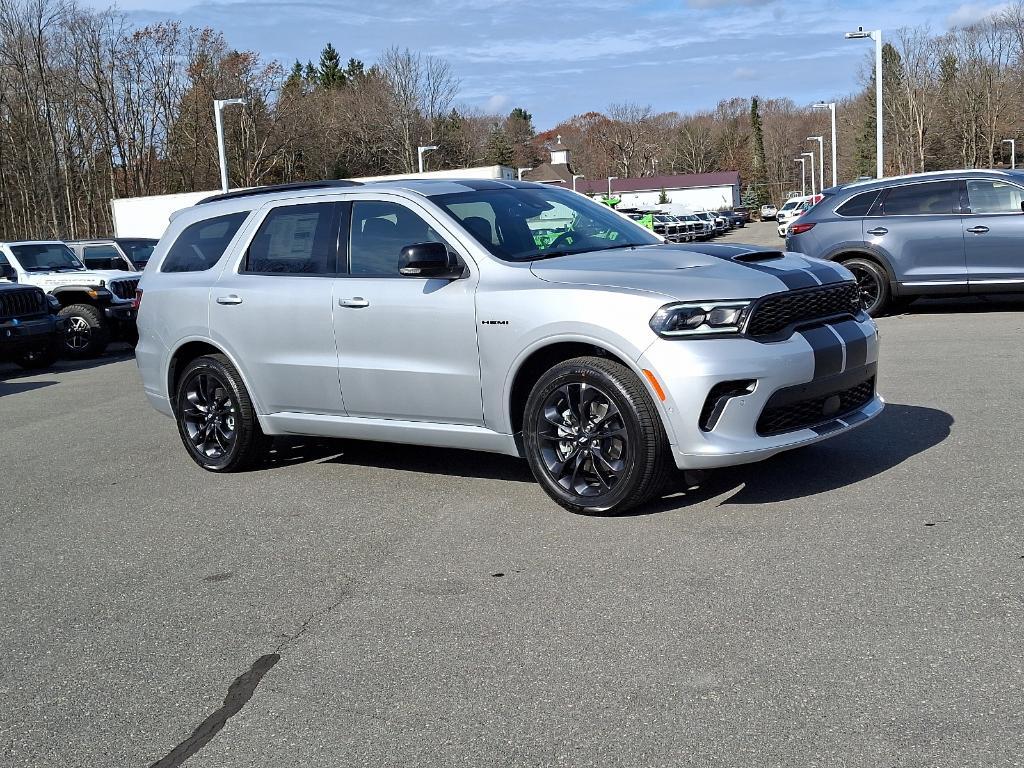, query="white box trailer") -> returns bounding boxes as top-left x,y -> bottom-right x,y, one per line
110,165 -> 516,239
